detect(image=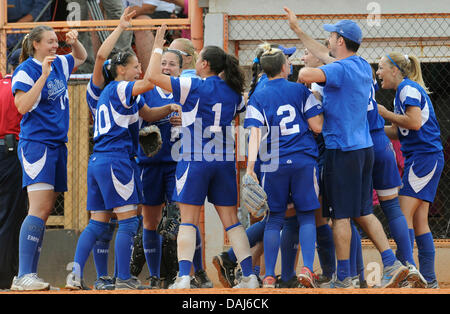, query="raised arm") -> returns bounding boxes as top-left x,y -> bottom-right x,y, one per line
15,55 -> 55,114
132,24 -> 169,96
139,103 -> 182,123
66,30 -> 87,69
284,7 -> 335,65
92,7 -> 136,88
